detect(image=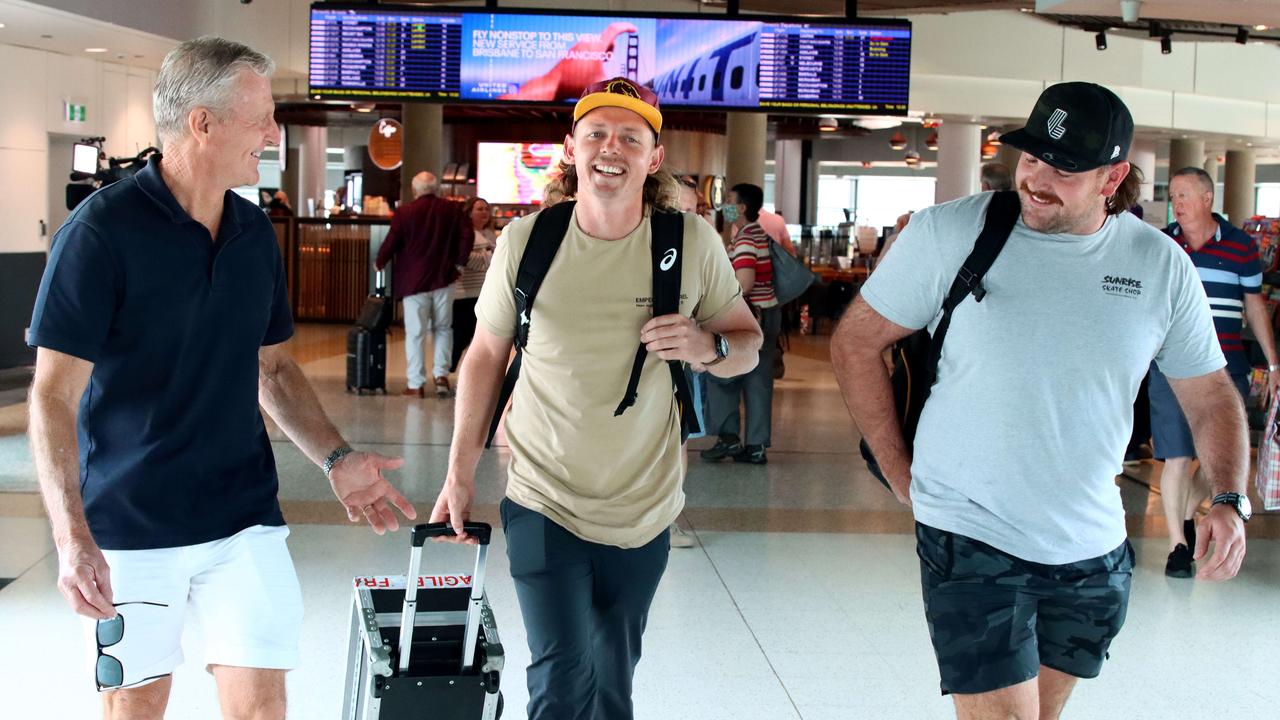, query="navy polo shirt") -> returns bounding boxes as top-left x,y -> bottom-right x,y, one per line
28,156 -> 294,550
